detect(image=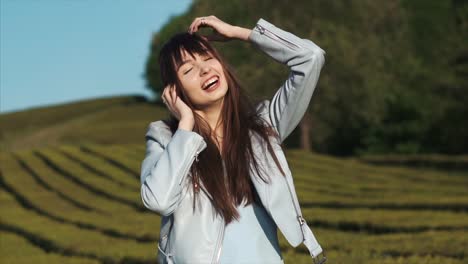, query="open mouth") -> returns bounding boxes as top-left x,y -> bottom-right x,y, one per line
202,76 -> 220,92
